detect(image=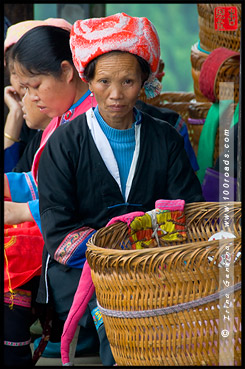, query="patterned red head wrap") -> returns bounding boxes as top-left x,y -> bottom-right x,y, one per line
70,13 -> 162,97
